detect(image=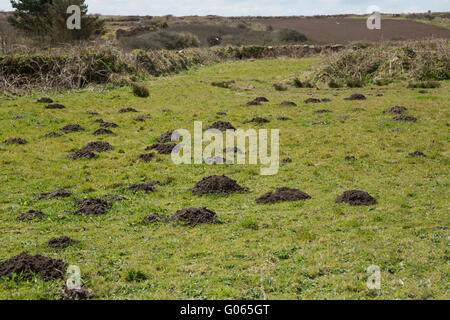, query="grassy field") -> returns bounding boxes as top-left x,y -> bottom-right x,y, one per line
0,57 -> 449,300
